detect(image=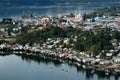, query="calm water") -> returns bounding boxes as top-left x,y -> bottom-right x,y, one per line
0,54 -> 120,80
0,2 -> 120,18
